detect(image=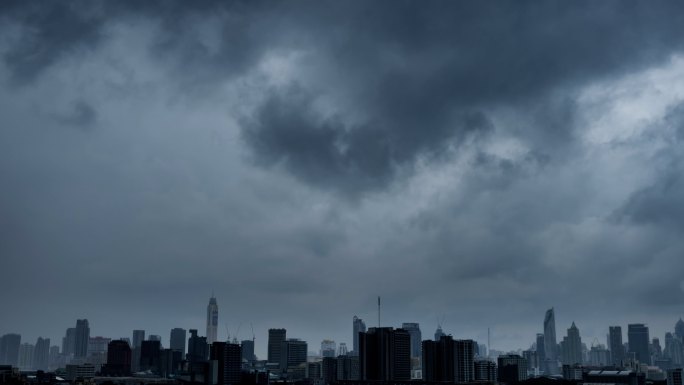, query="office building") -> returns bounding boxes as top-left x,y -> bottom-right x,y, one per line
475,359 -> 497,382
140,340 -> 161,373
267,329 -> 286,367
207,296 -> 219,345
102,340 -> 131,376
241,339 -> 256,363
322,356 -> 337,383
65,363 -> 95,380
18,343 -> 34,371
280,339 -> 307,379
170,328 -> 186,355
561,322 -> 582,365
668,368 -> 683,385
132,330 -> 145,372
33,338 -> 50,371
536,334 -> 545,369
435,325 -> 446,341
0,334 -> 21,367
609,326 -> 625,366
62,329 -> 75,357
676,320 -> 684,342
359,327 -> 410,381
74,319 -> 90,359
422,335 -> 474,383
338,342 -> 348,356
498,354 -> 528,384
210,341 -> 242,385
337,354 -> 360,380
628,324 -> 650,365
402,323 -> 422,359
187,329 -> 209,363
353,316 -> 366,356
544,308 -> 557,360
321,339 -> 336,358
